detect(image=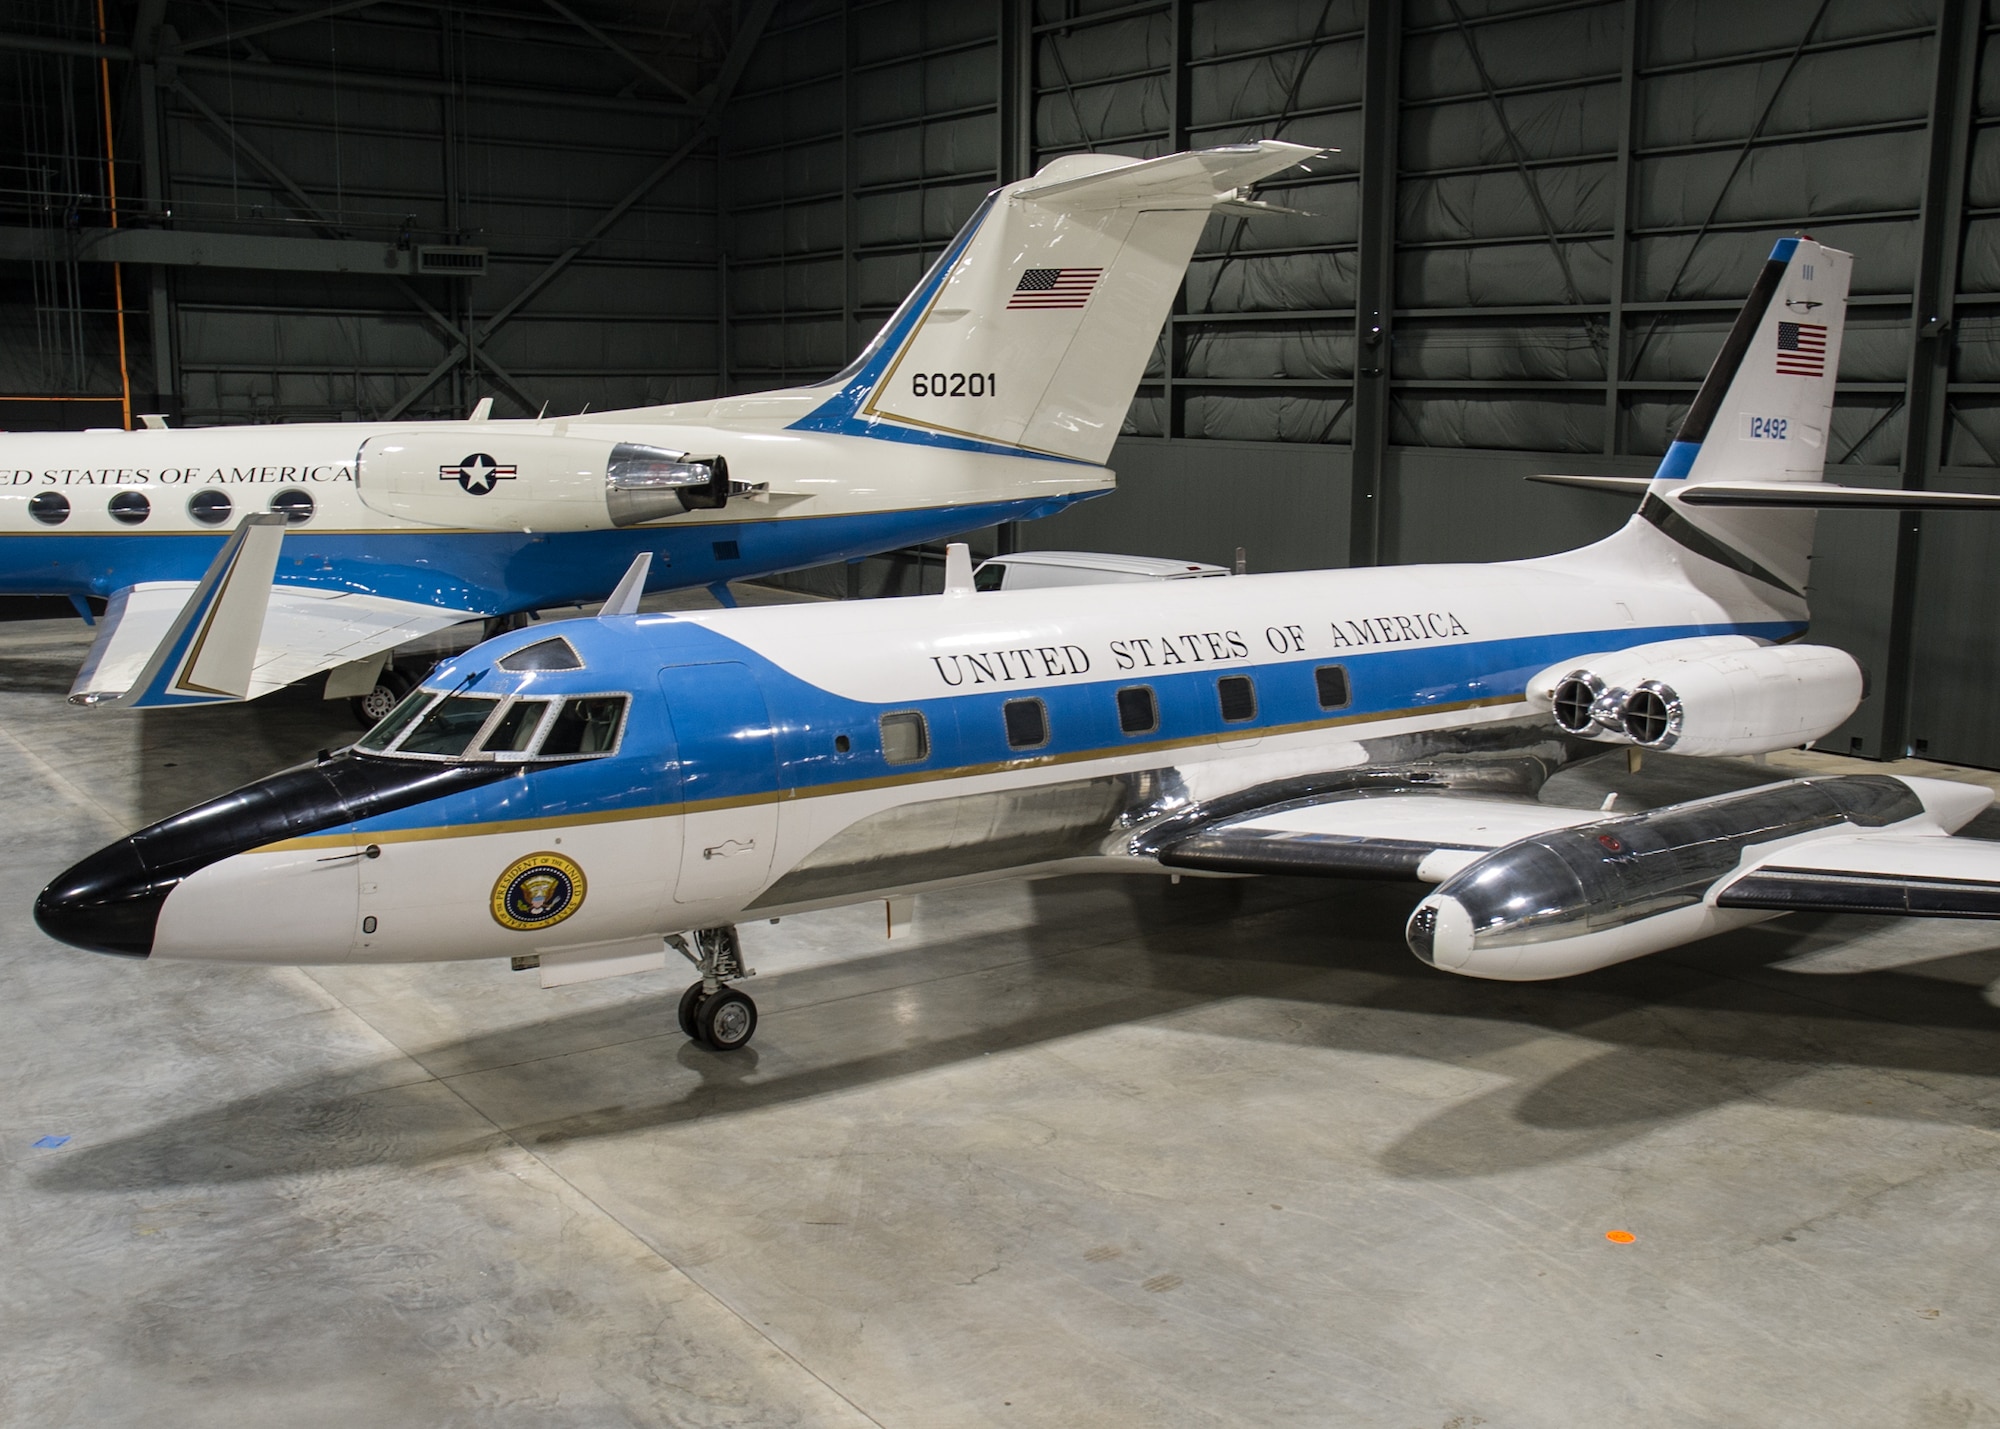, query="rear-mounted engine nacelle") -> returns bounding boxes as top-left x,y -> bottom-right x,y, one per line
1534,636 -> 1862,758
356,429 -> 728,530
